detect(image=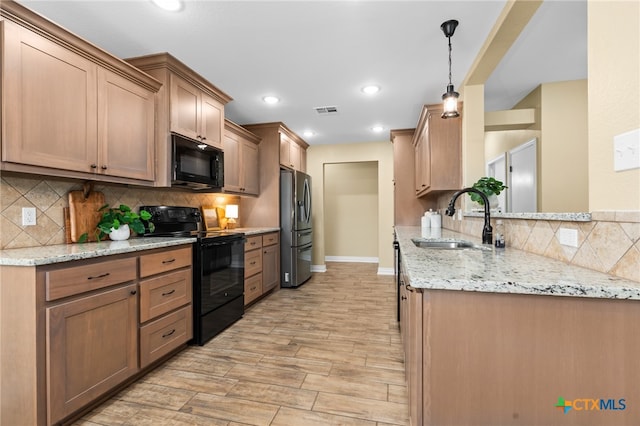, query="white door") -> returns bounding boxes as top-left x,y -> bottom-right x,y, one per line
486,153 -> 507,212
508,139 -> 537,212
